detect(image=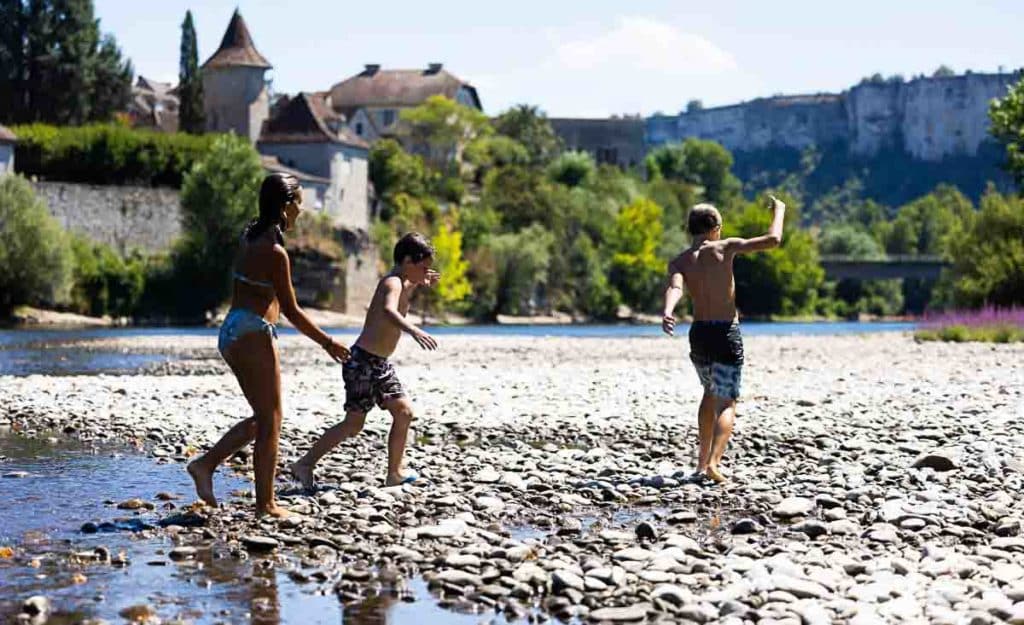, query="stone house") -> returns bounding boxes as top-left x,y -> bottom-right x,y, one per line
128,76 -> 179,132
326,63 -> 482,144
257,92 -> 370,230
0,125 -> 15,174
